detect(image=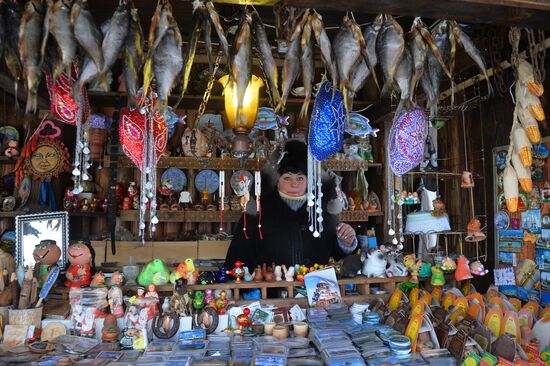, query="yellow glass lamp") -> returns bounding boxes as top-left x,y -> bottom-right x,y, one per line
218,74 -> 264,158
